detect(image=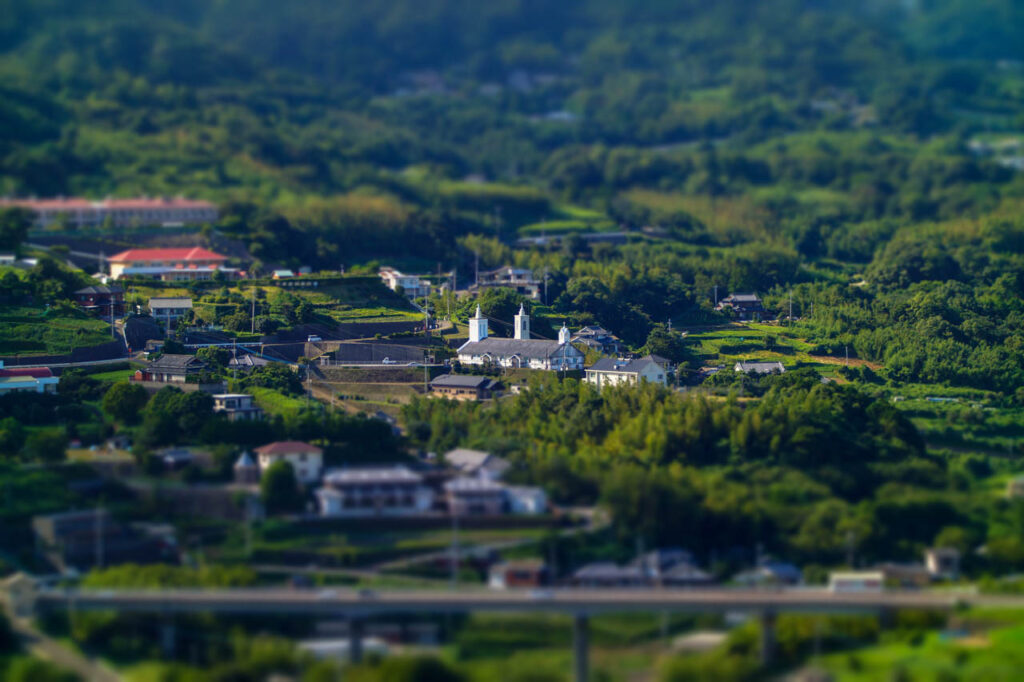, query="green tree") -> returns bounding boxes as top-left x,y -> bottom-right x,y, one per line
0,207 -> 32,254
642,324 -> 692,365
101,382 -> 150,425
0,417 -> 26,456
296,300 -> 316,323
196,346 -> 232,370
374,656 -> 465,682
261,460 -> 303,514
23,428 -> 68,462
